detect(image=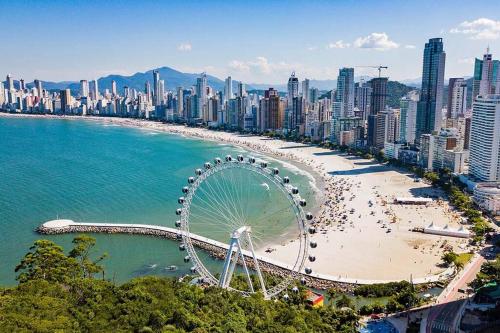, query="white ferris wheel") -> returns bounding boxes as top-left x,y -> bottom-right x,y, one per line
175,155 -> 317,299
